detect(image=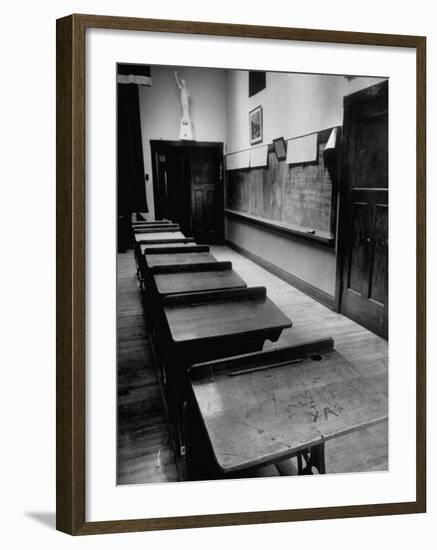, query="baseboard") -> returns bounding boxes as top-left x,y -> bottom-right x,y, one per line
226,240 -> 335,310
